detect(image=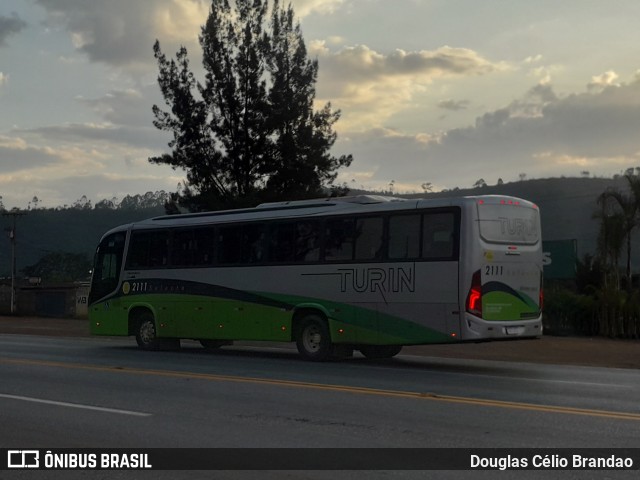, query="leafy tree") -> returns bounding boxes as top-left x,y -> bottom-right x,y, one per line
597,173 -> 640,291
151,0 -> 351,212
119,191 -> 172,210
421,182 -> 433,193
575,254 -> 604,295
72,195 -> 92,210
264,1 -> 351,200
595,197 -> 625,290
28,196 -> 41,210
95,198 -> 118,210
